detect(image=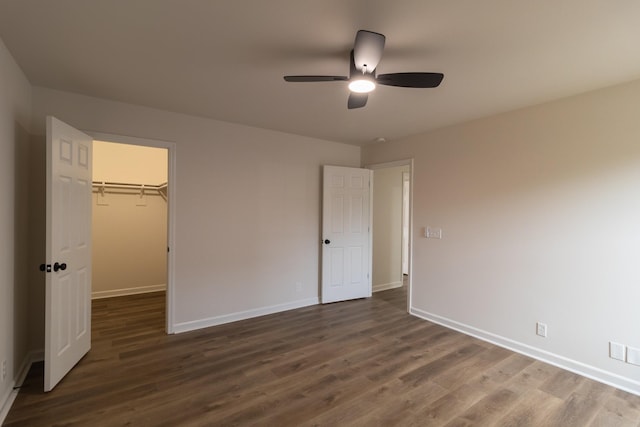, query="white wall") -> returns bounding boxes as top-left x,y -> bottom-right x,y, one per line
362,78 -> 640,394
0,38 -> 32,419
92,142 -> 168,298
372,165 -> 408,292
93,141 -> 168,184
31,87 -> 360,334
